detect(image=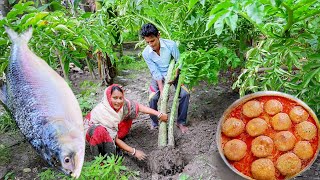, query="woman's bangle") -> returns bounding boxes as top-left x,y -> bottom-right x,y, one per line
157,112 -> 163,119
131,148 -> 136,156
